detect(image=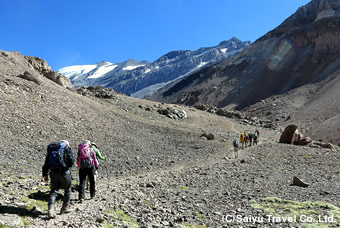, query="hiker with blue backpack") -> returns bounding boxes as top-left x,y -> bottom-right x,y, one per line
42,140 -> 75,219
232,138 -> 240,158
77,140 -> 98,202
